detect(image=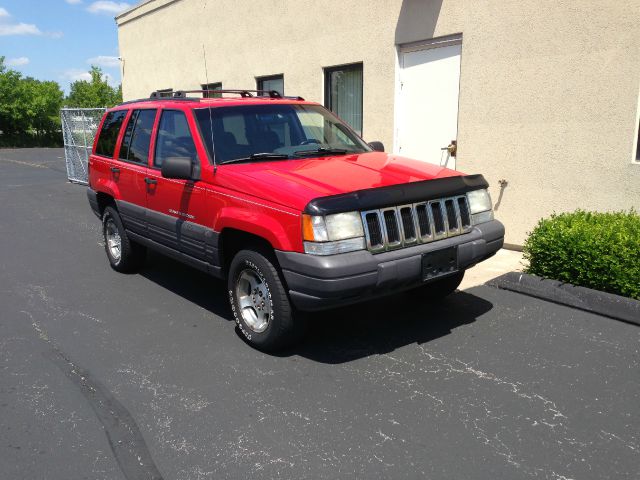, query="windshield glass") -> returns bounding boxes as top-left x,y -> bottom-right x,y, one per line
194,104 -> 371,164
